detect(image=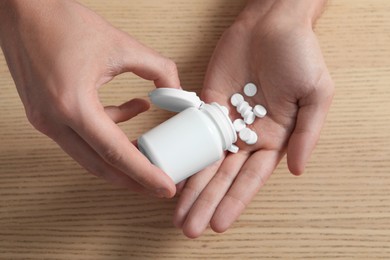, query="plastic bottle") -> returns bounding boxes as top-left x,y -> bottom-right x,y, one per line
138,88 -> 237,184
